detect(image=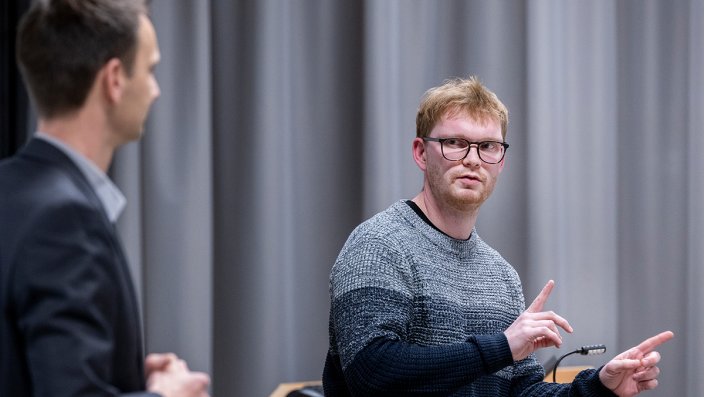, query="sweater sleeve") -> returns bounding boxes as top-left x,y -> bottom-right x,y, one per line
343,334 -> 513,396
509,365 -> 617,397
